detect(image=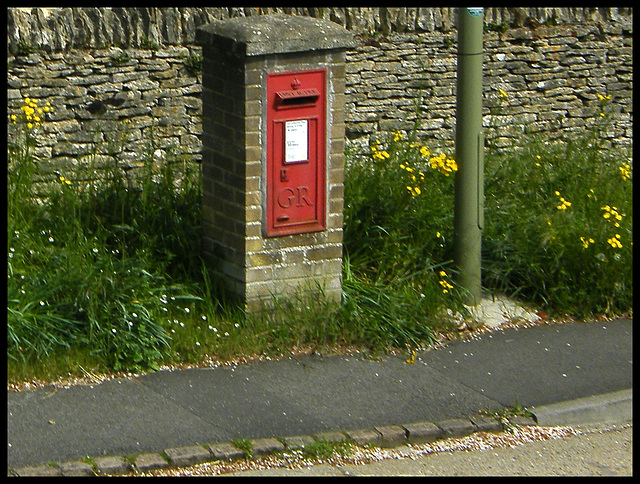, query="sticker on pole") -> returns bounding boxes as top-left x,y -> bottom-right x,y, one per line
285,120 -> 308,163
467,7 -> 484,17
